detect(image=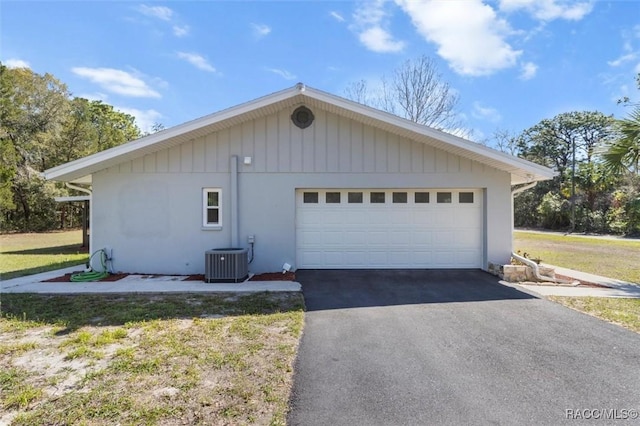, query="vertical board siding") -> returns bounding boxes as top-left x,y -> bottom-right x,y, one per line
217,129 -> 230,172
423,145 -> 435,172
181,141 -> 193,172
193,138 -> 205,172
363,125 -> 375,172
314,110 -> 327,172
351,122 -> 364,173
374,129 -> 387,172
156,148 -> 168,172
168,145 -> 181,172
254,117 -> 267,172
132,156 -> 144,173
143,153 -> 156,173
411,141 -> 423,173
338,116 -> 351,172
326,112 -> 339,172
435,149 -> 448,173
241,121 -> 254,159
278,109 -> 290,172
387,133 -> 399,173
266,114 -> 279,172
107,107 -> 498,177
291,125 -> 303,173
